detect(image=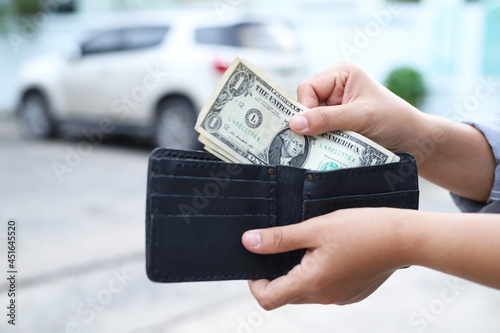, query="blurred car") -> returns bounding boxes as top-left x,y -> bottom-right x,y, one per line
15,14 -> 306,149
